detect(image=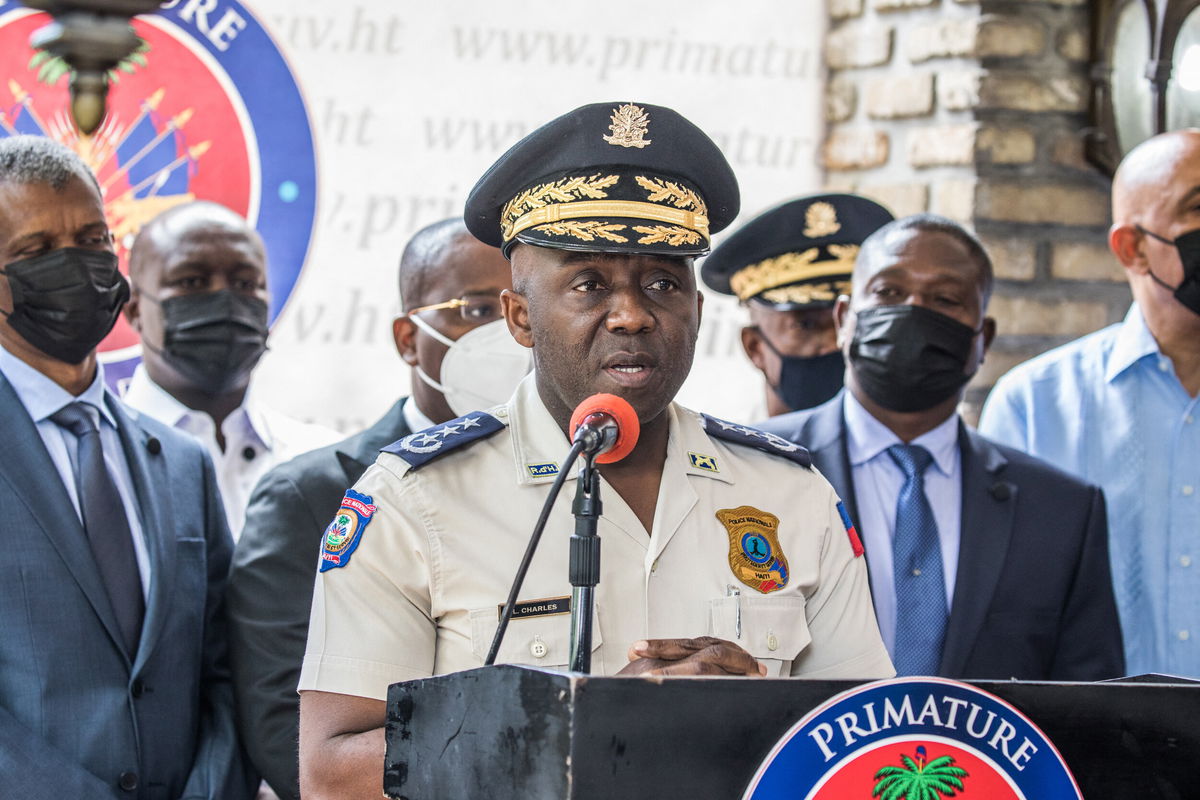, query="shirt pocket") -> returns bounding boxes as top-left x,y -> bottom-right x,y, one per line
468,605 -> 604,672
710,595 -> 811,677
